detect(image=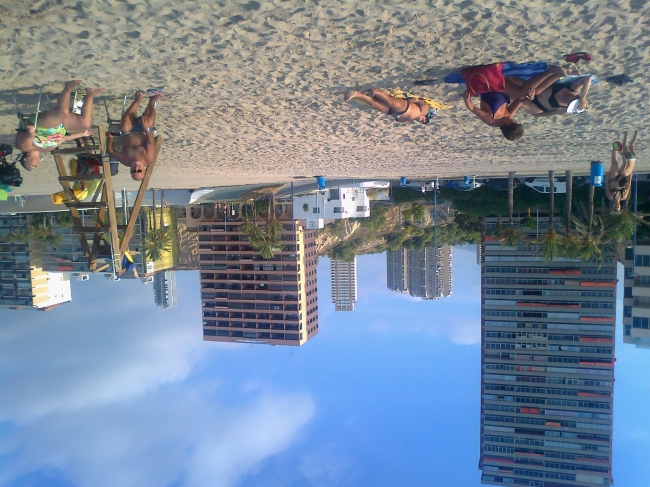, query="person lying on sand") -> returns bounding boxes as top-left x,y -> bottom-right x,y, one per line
106,91 -> 162,181
344,89 -> 435,124
15,80 -> 105,171
606,130 -> 638,212
462,65 -> 566,141
512,75 -> 593,117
